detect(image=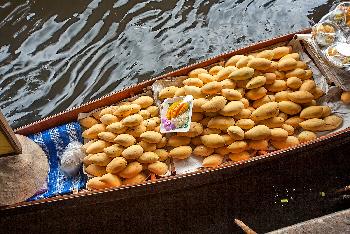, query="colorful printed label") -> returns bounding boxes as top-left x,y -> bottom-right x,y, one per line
160,95 -> 193,133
